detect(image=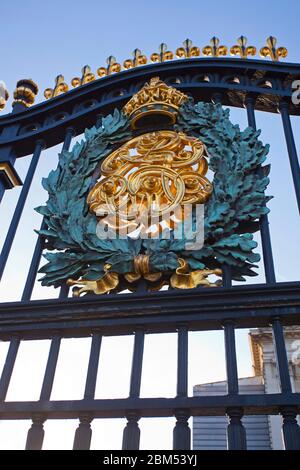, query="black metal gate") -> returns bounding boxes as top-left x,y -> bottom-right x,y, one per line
0,53 -> 300,450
